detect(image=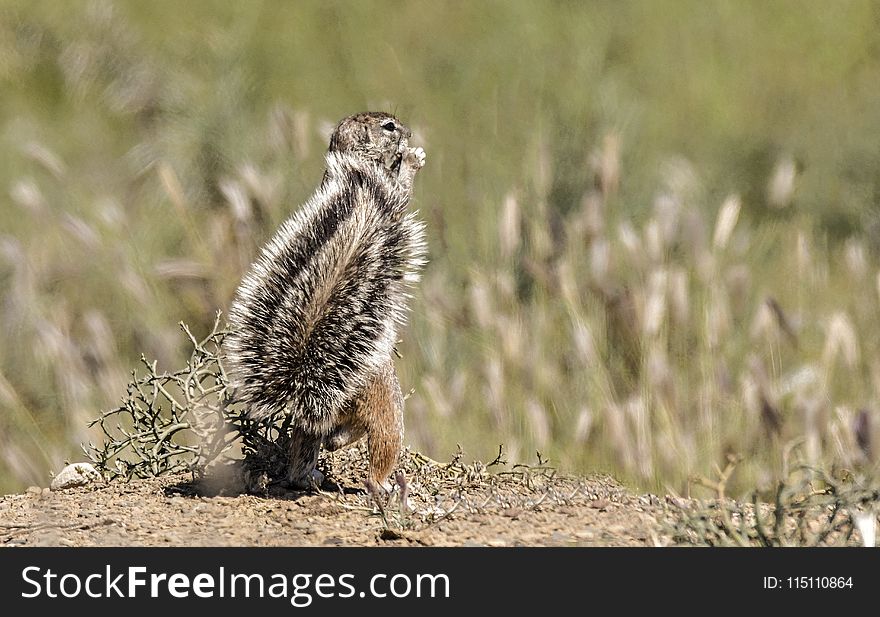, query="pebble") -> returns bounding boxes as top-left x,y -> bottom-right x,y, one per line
50,463 -> 103,491
590,499 -> 611,511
